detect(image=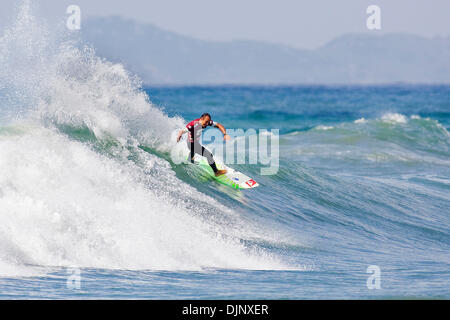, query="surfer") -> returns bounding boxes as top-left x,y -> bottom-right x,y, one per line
177,113 -> 230,176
